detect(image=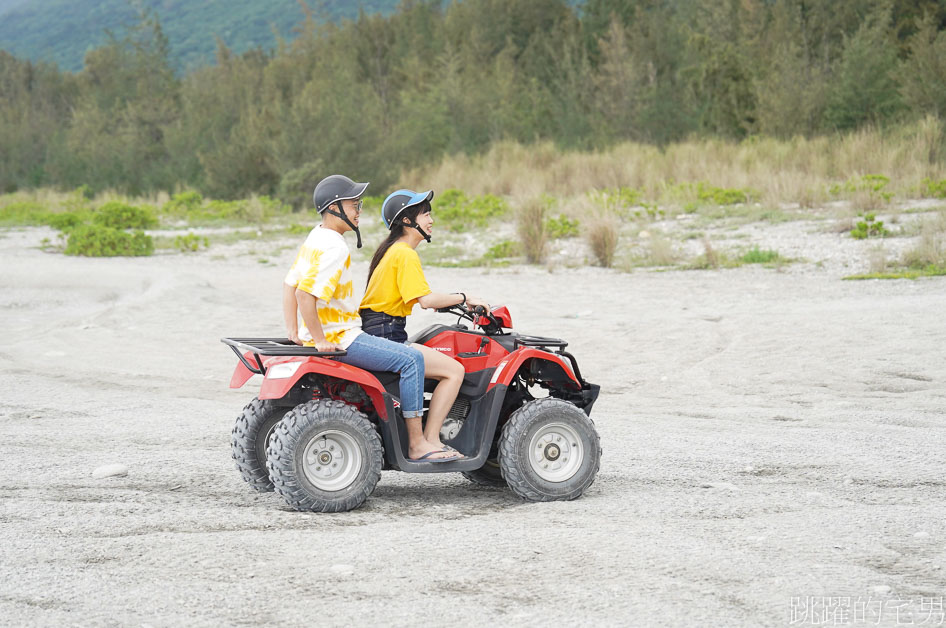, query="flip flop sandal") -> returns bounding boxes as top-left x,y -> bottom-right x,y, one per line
409,450 -> 461,463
